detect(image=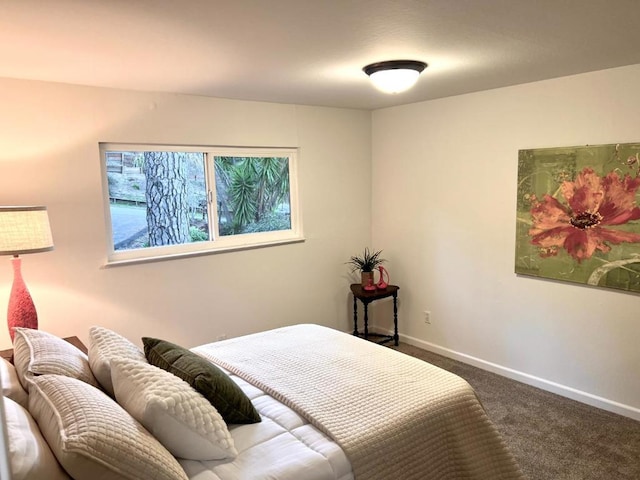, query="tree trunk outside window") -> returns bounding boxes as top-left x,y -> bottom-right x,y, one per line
144,151 -> 190,246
